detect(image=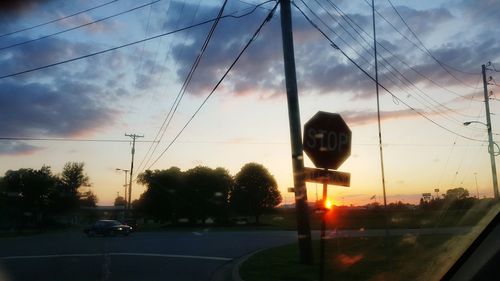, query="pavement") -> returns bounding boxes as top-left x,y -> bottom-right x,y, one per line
0,227 -> 471,281
0,230 -> 298,281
